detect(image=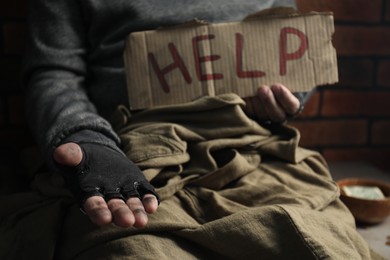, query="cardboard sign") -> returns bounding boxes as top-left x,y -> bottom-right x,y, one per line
124,8 -> 338,110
